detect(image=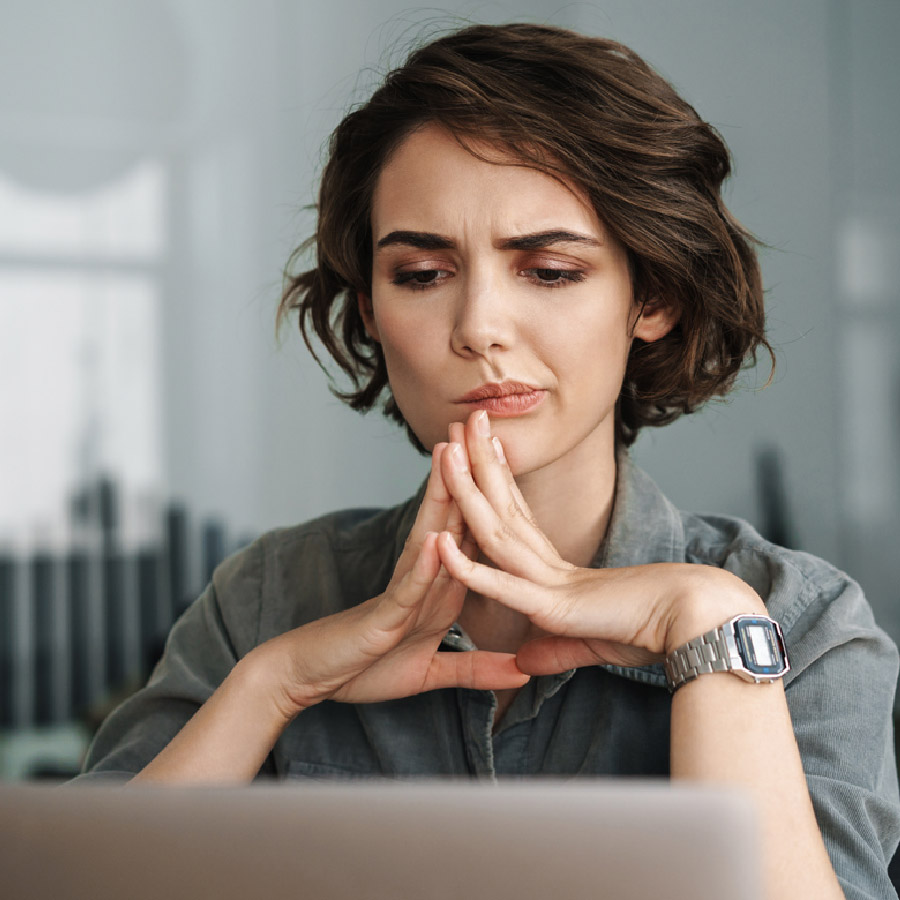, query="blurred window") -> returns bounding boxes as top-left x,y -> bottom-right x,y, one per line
0,162 -> 165,546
